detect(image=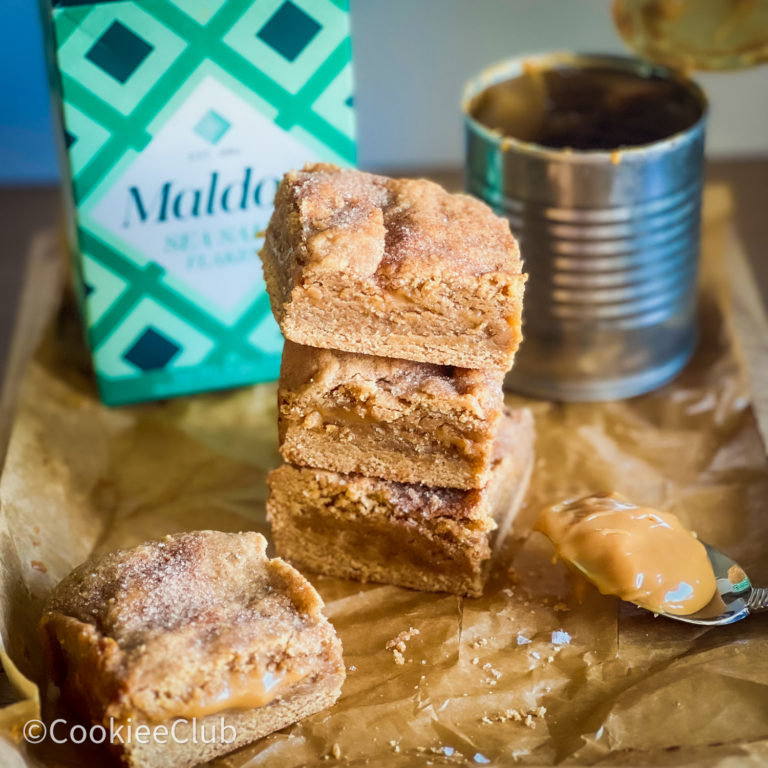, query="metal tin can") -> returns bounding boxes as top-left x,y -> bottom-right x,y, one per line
464,53 -> 708,401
